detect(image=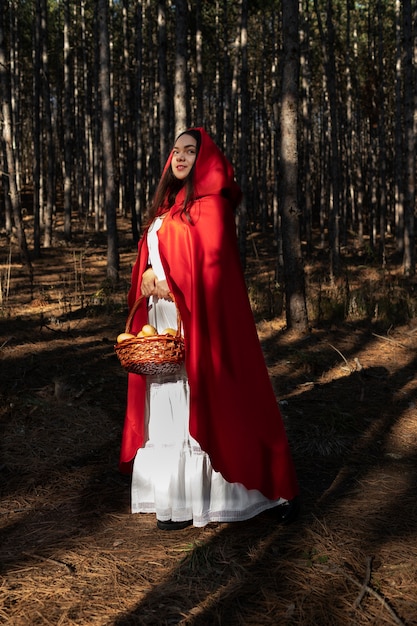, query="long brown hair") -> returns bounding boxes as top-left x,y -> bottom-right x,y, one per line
146,129 -> 201,225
